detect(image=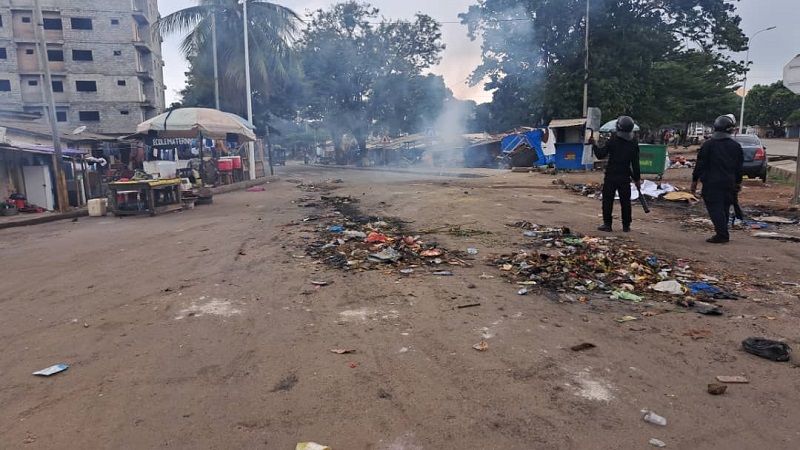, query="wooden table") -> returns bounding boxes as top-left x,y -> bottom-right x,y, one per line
108,179 -> 183,217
